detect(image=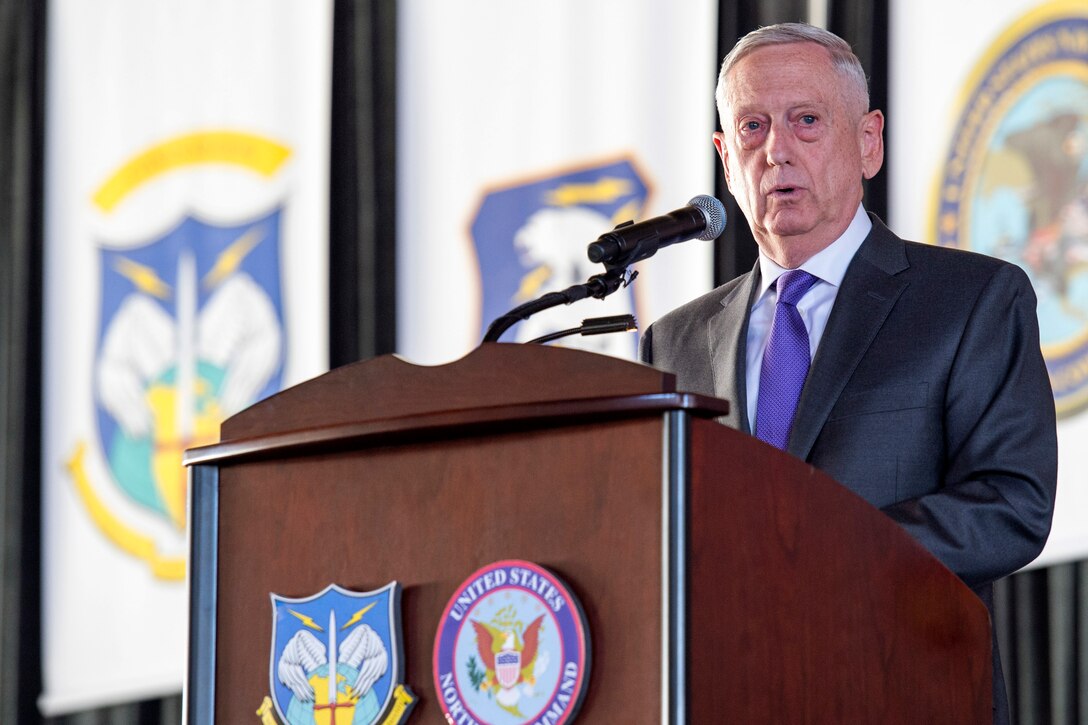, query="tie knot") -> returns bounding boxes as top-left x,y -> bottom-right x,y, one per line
776,269 -> 818,306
